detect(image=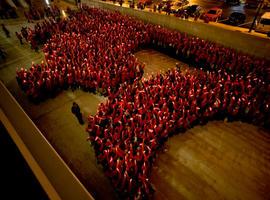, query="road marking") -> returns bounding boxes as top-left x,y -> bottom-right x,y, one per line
238,21 -> 253,27
217,18 -> 229,22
